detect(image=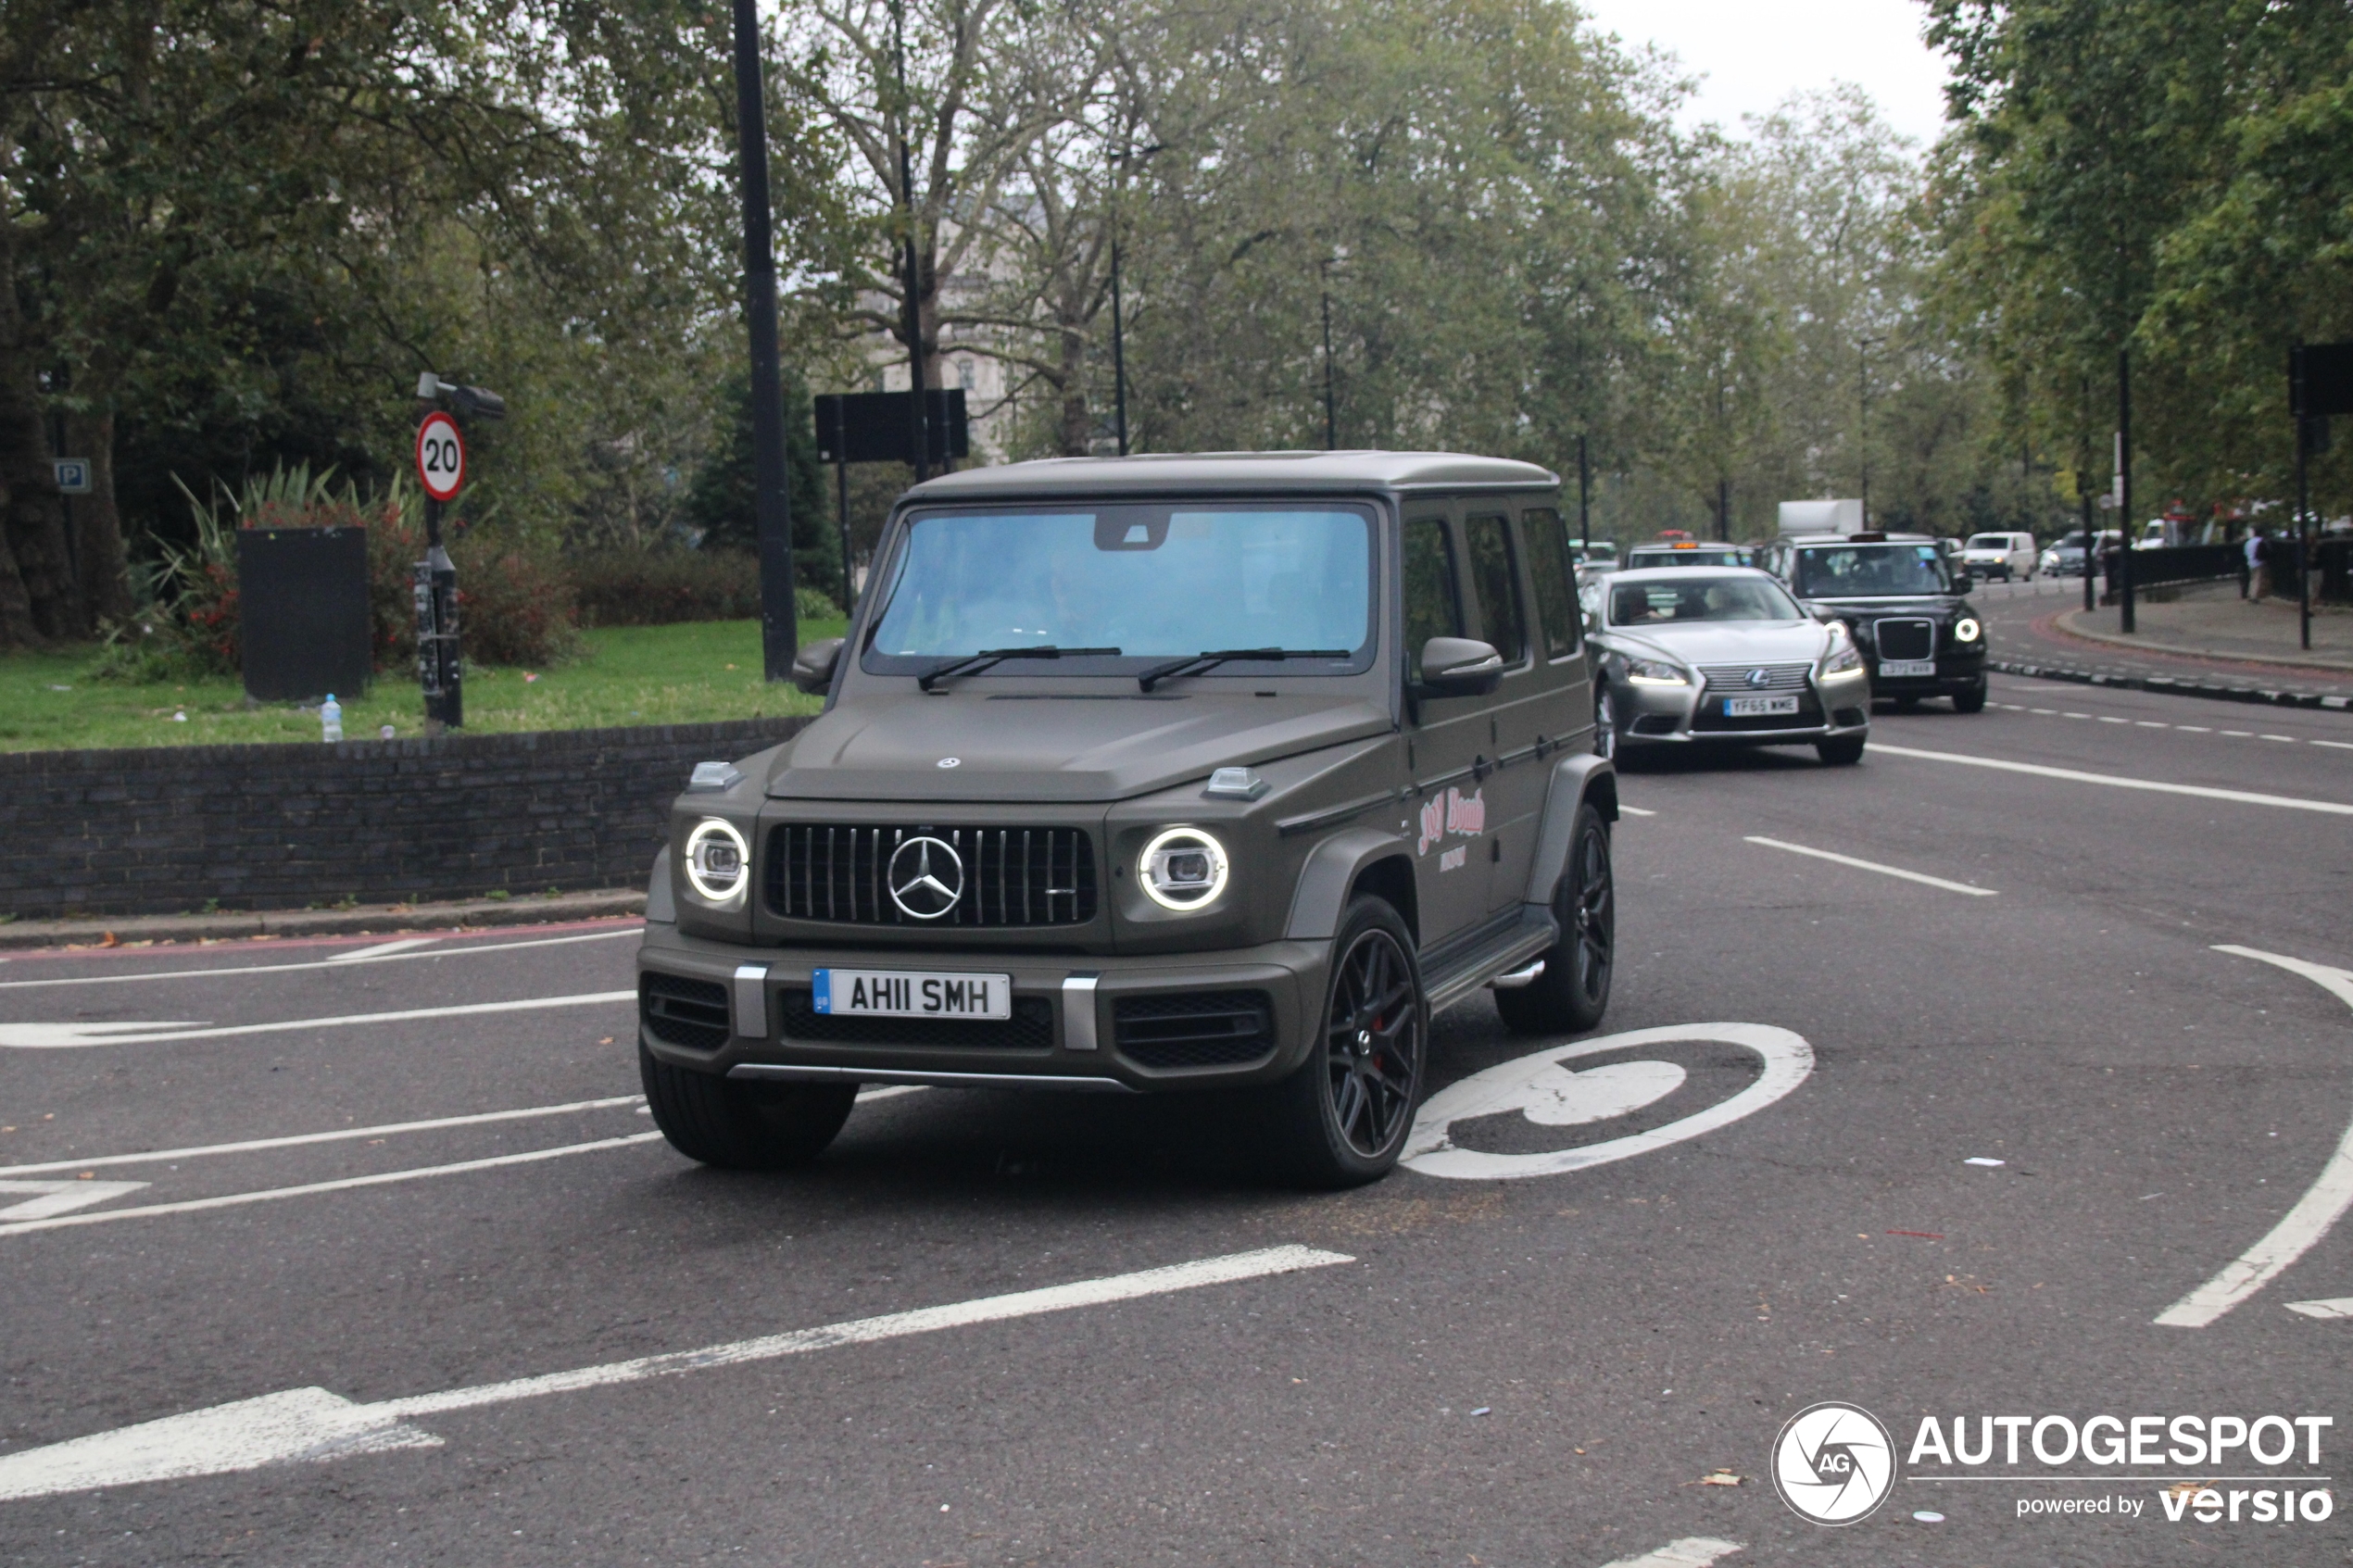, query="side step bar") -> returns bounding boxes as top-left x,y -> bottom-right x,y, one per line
1421,909 -> 1558,1017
